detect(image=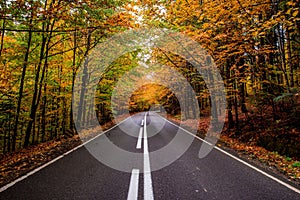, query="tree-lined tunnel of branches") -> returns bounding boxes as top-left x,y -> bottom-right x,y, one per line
0,0 -> 299,159
128,84 -> 181,115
